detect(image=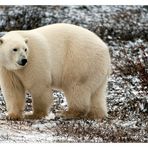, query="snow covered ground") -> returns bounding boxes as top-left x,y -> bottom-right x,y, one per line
0,6 -> 147,142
